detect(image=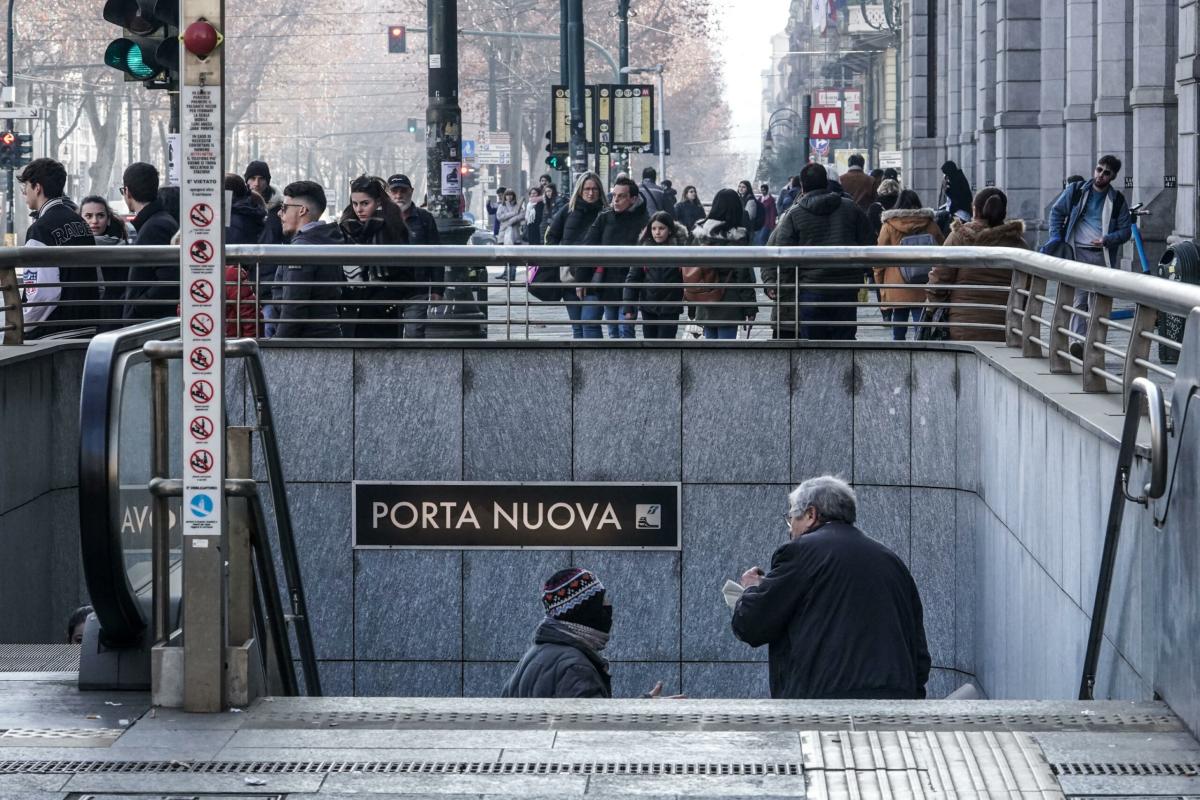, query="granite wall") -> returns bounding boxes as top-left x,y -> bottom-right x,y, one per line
230,345 -> 979,699
0,344 -> 88,643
